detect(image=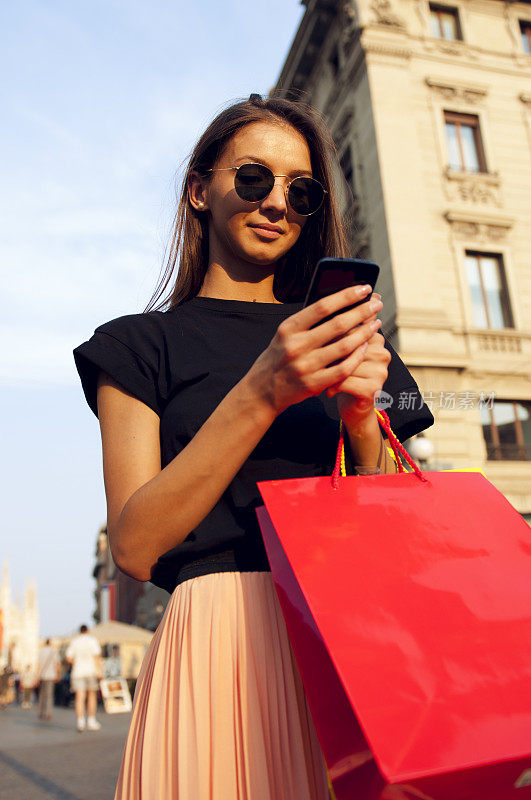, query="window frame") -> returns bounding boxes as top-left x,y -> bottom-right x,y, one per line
481,401 -> 531,461
520,20 -> 531,54
464,251 -> 513,330
444,111 -> 487,173
429,3 -> 463,41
